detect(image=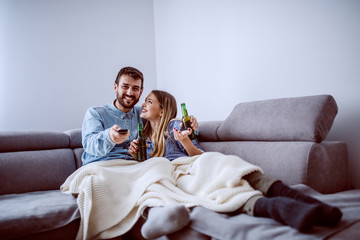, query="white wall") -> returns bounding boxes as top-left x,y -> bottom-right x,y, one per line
154,0 -> 360,188
0,0 -> 157,131
1,0 -> 360,188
